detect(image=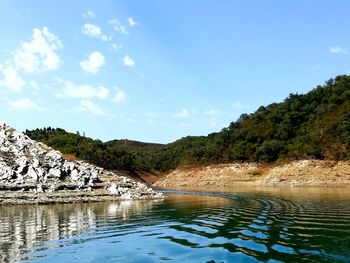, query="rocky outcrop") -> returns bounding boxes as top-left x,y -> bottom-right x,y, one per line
0,123 -> 163,203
